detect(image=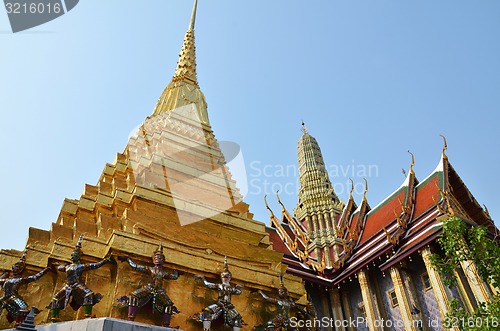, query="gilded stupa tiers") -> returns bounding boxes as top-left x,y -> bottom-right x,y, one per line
151,0 -> 209,125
